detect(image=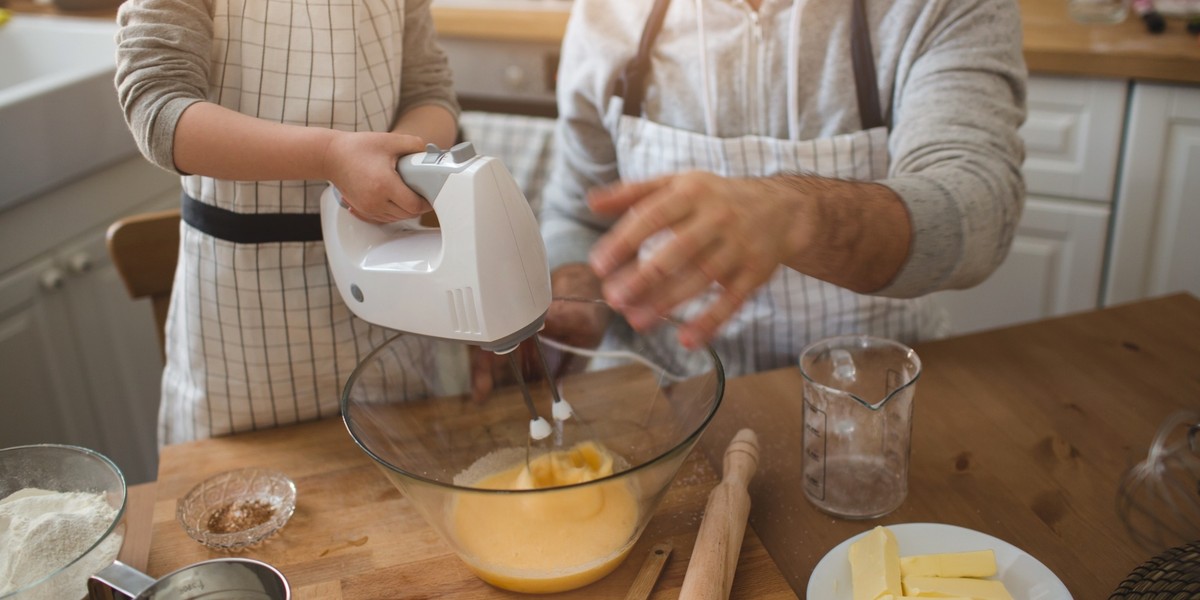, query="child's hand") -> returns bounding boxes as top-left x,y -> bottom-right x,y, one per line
324,131 -> 430,223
